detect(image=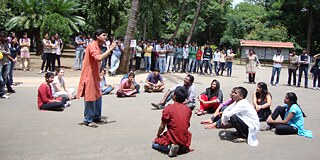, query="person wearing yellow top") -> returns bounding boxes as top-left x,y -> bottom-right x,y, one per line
144,41 -> 153,72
